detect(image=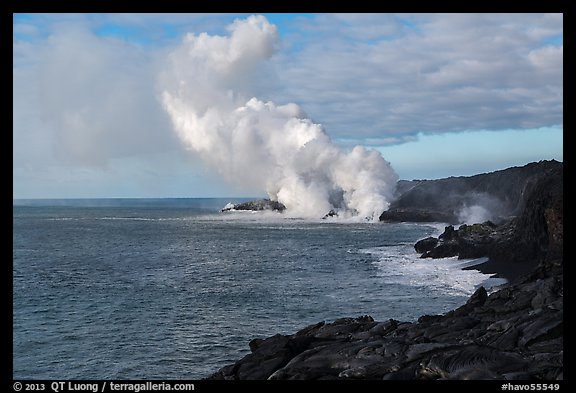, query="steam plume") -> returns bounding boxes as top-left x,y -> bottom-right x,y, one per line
160,15 -> 398,219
